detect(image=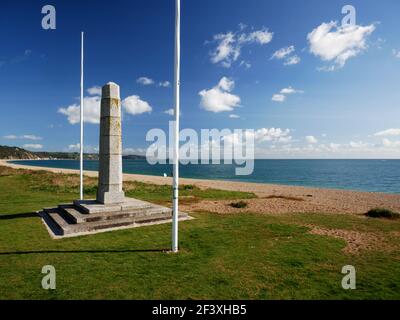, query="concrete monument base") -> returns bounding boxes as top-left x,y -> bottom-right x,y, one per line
96,191 -> 126,205
40,197 -> 191,239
